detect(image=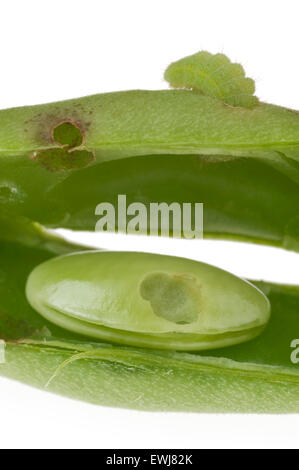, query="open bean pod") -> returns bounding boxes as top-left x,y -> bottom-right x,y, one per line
0,51 -> 298,412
